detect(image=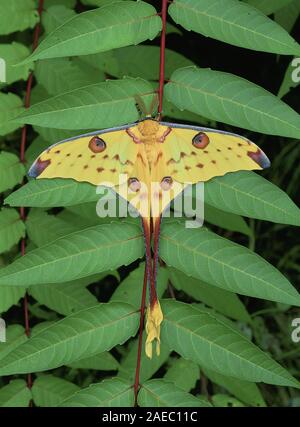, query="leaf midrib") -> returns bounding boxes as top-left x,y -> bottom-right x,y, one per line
172,0 -> 297,50
6,181 -> 96,205
160,231 -> 298,302
33,12 -> 160,58
0,215 -> 22,232
0,386 -> 29,406
0,308 -> 138,371
0,227 -> 143,281
140,384 -> 173,406
17,89 -> 154,120
164,312 -> 297,385
30,284 -> 95,312
170,78 -> 300,132
209,178 -> 299,223
67,383 -> 132,406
